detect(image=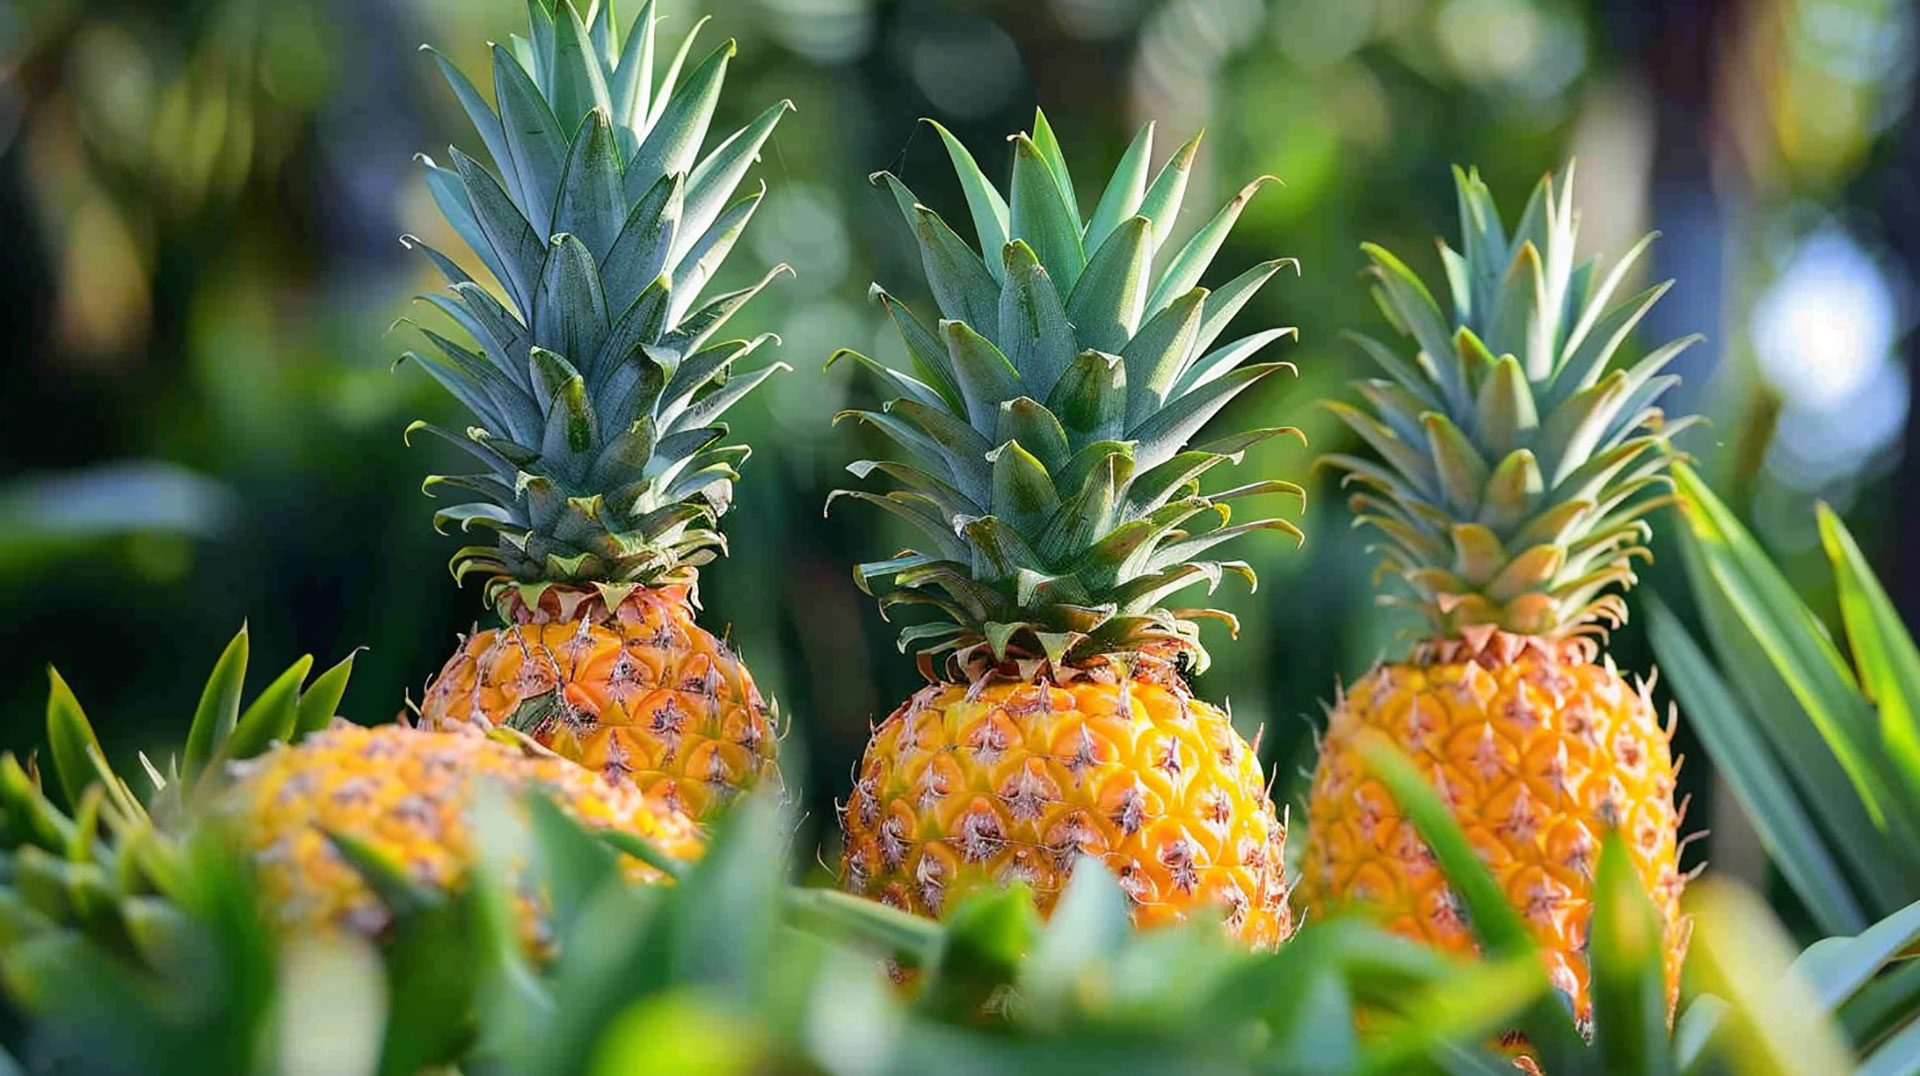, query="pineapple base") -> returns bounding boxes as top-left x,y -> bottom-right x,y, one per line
1303,644 -> 1689,1023
420,584 -> 780,821
225,723 -> 704,945
840,655 -> 1292,949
